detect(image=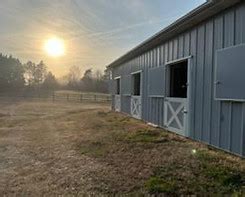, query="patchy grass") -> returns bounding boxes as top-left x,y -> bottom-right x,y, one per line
80,141 -> 109,157
145,177 -> 177,195
0,101 -> 244,196
77,111 -> 245,195
125,129 -> 170,143
145,150 -> 245,195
